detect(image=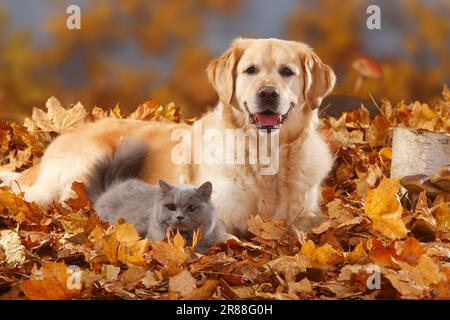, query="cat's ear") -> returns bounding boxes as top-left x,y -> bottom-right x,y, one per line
197,181 -> 212,199
159,180 -> 174,194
